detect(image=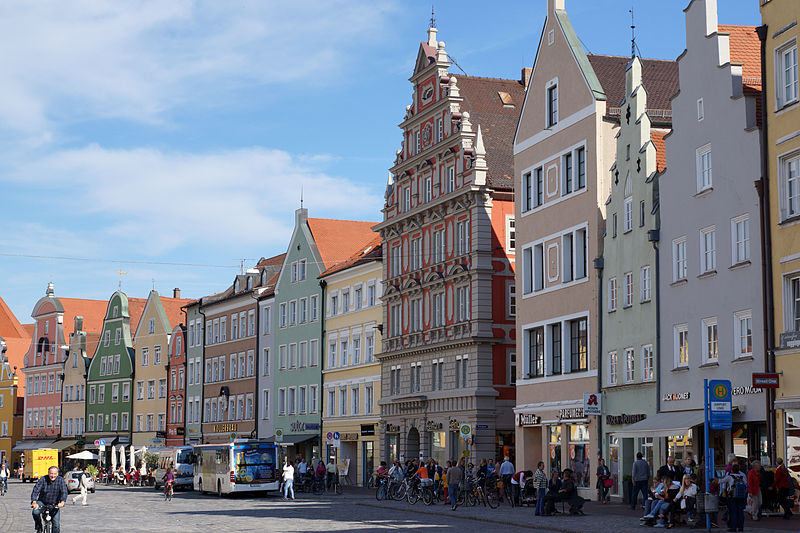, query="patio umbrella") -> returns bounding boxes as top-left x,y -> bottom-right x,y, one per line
66,451 -> 100,460
129,445 -> 134,471
118,445 -> 126,470
111,446 -> 117,470
139,446 -> 147,475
